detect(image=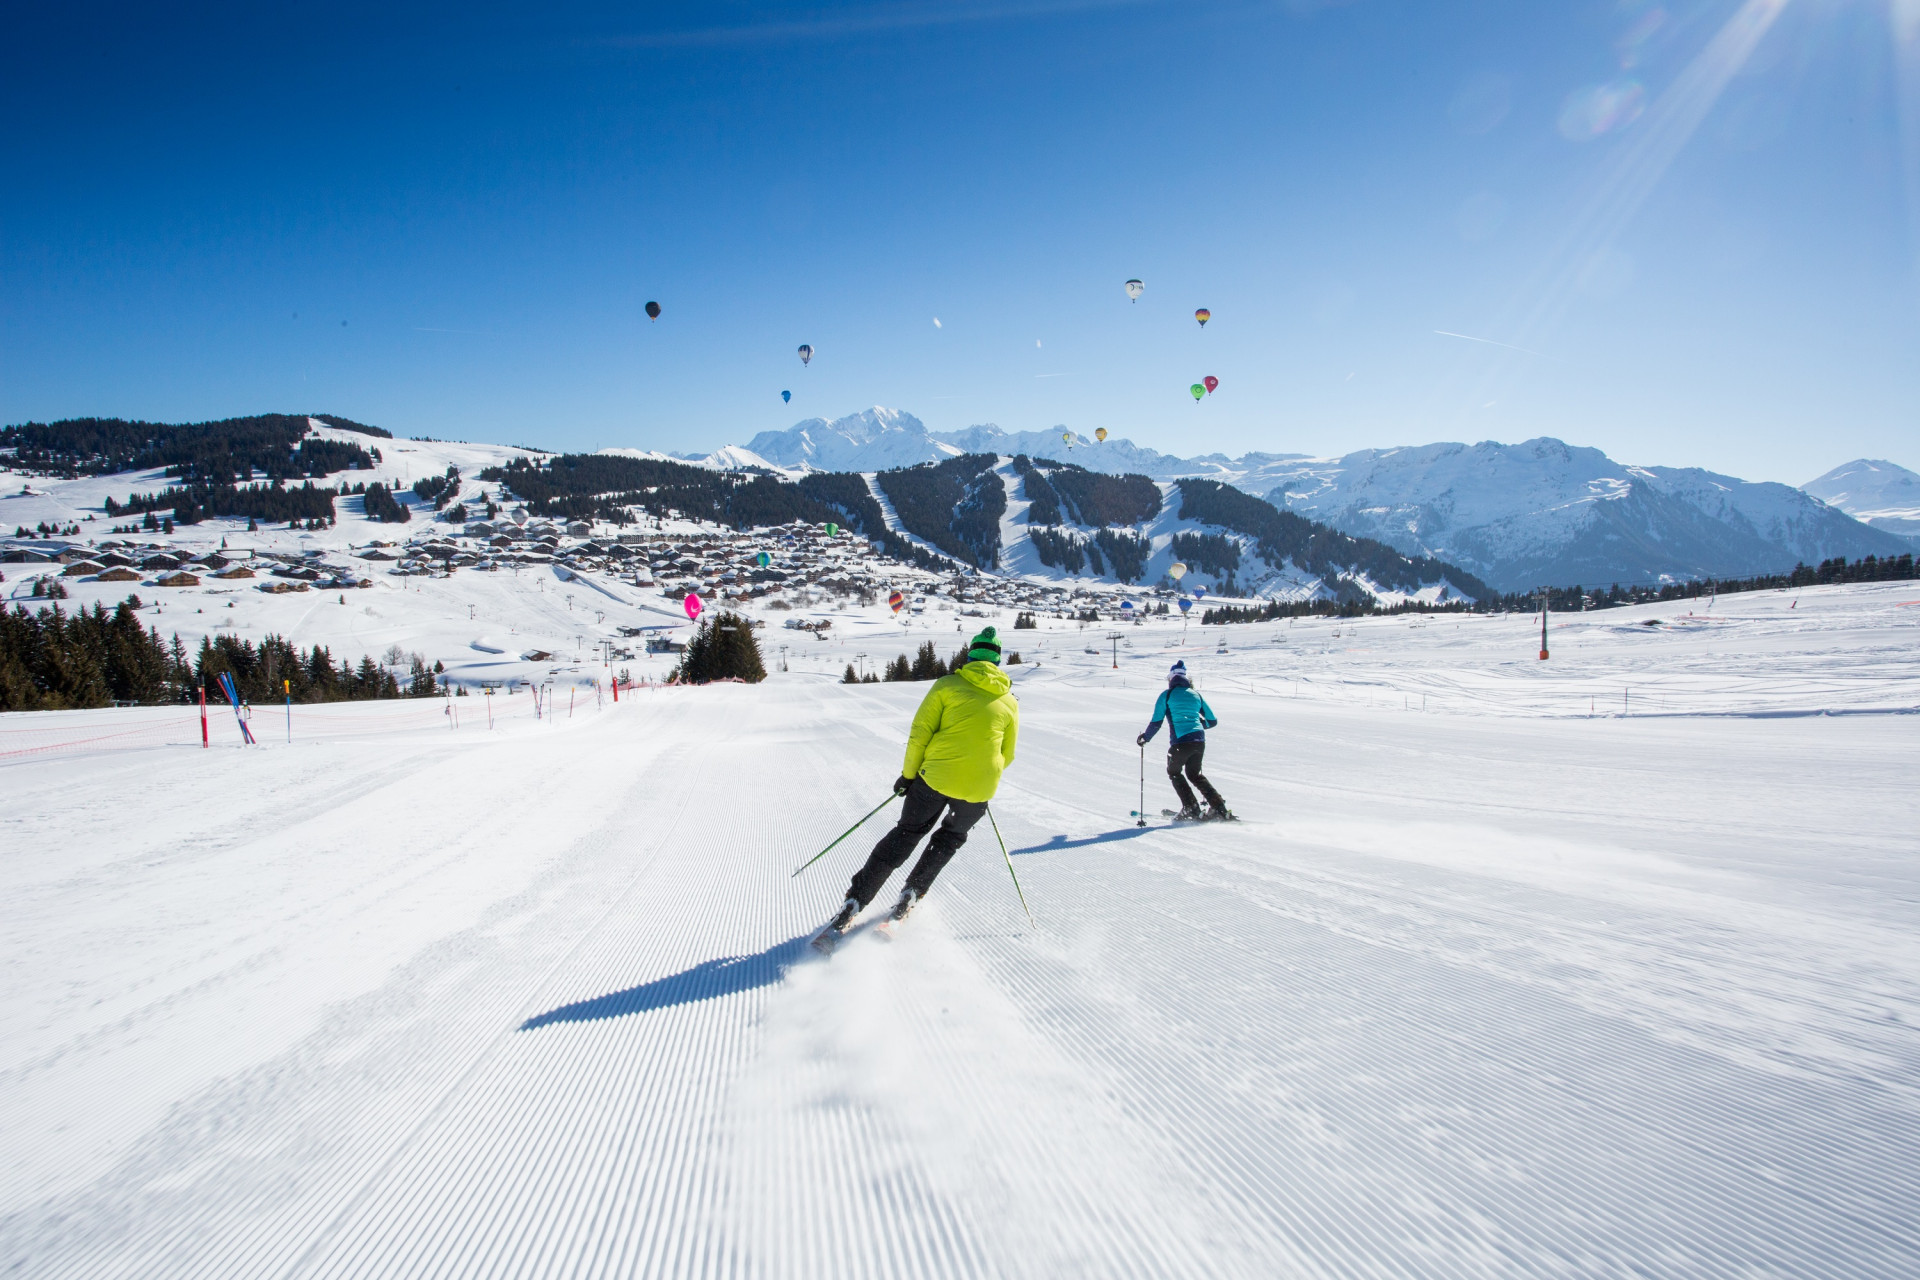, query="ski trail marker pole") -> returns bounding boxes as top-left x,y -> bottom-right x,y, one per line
791,793 -> 898,878
1137,743 -> 1147,827
986,806 -> 1032,925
